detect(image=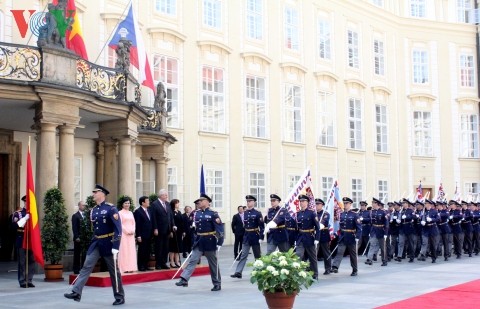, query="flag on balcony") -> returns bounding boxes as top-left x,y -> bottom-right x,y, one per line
108,2 -> 155,93
200,164 -> 206,195
52,0 -> 88,59
22,142 -> 44,267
